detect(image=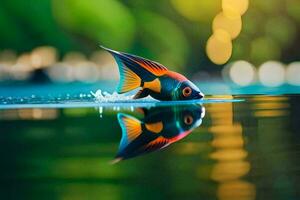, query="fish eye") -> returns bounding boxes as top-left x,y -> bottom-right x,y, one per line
182,87 -> 192,97
184,115 -> 193,125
